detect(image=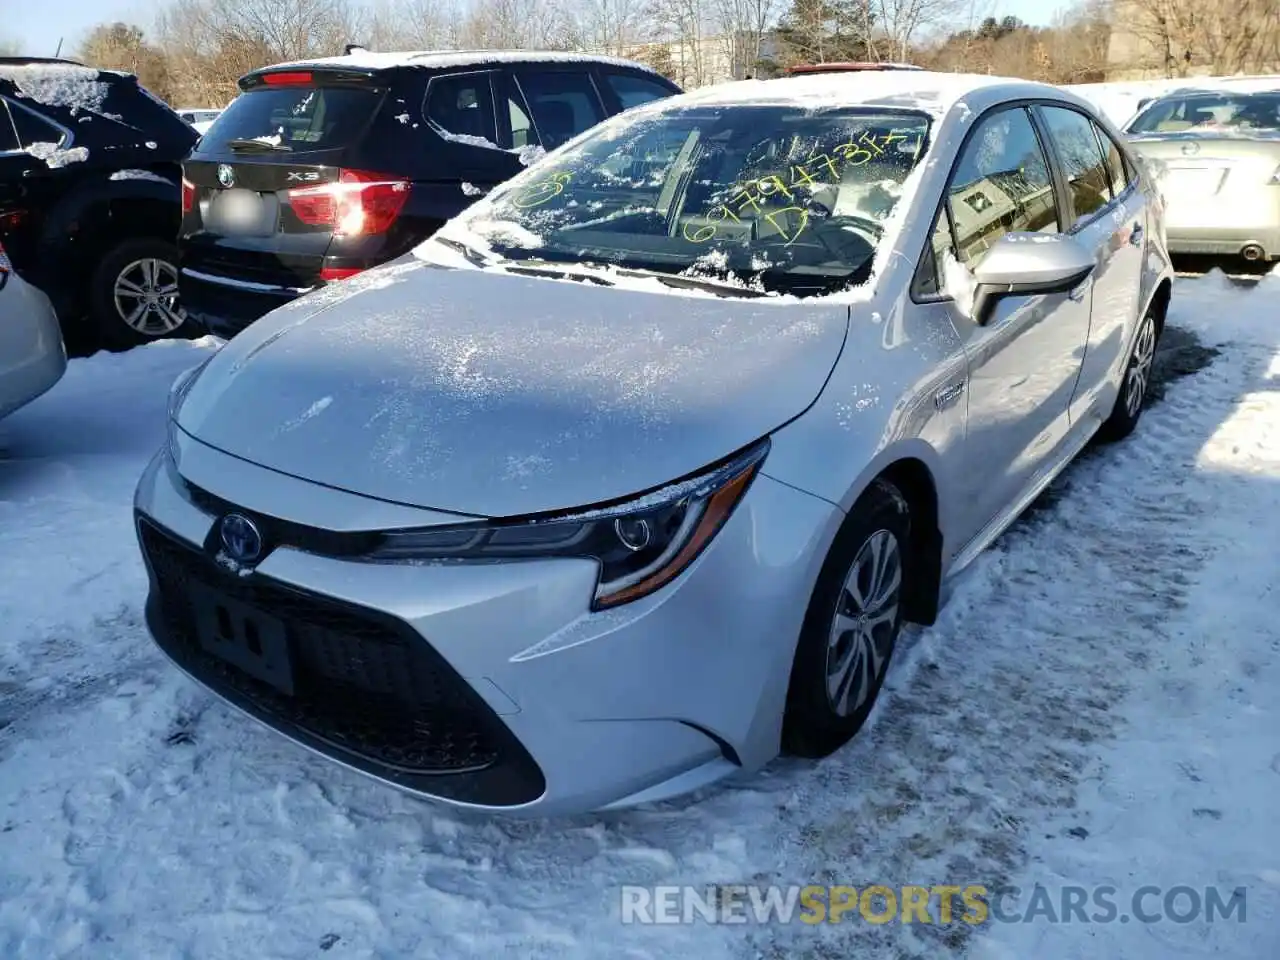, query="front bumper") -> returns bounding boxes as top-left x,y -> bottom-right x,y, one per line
134,436 -> 840,816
